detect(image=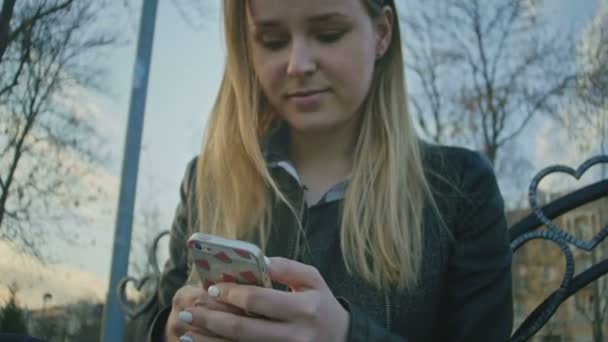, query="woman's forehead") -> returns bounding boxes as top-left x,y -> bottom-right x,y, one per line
247,0 -> 365,25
